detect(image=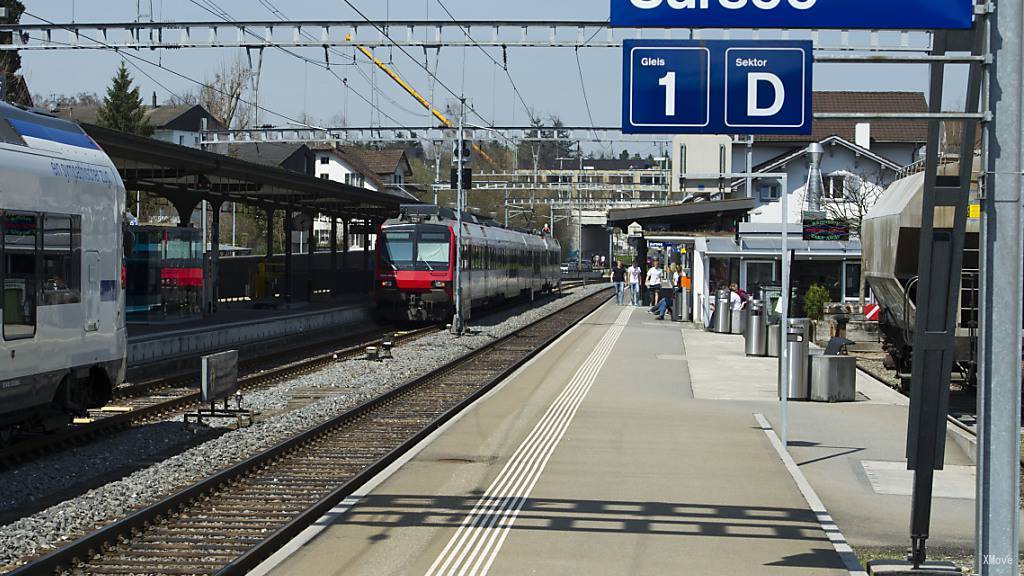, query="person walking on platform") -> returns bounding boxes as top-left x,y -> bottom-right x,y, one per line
611,261 -> 626,305
646,261 -> 663,309
627,261 -> 641,306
